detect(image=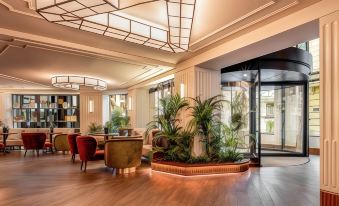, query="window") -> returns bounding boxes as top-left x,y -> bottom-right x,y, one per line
109,94 -> 128,117
149,79 -> 174,118
266,104 -> 274,116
